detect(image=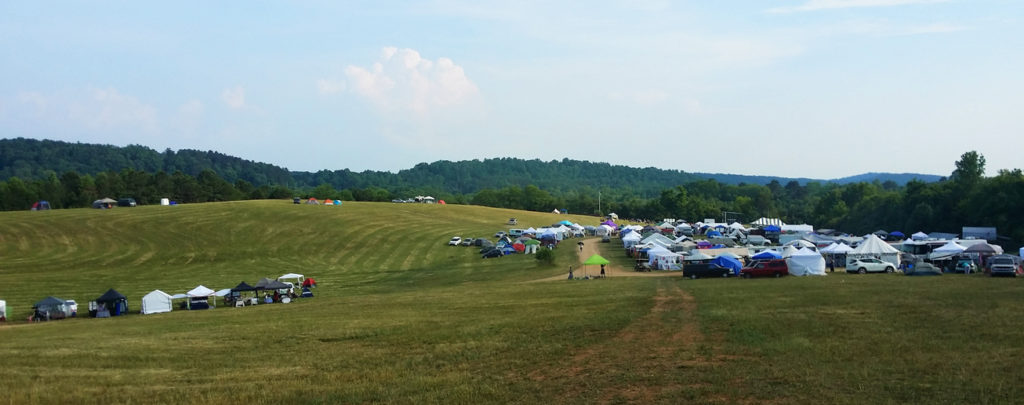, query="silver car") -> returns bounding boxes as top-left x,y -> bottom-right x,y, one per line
847,258 -> 896,274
